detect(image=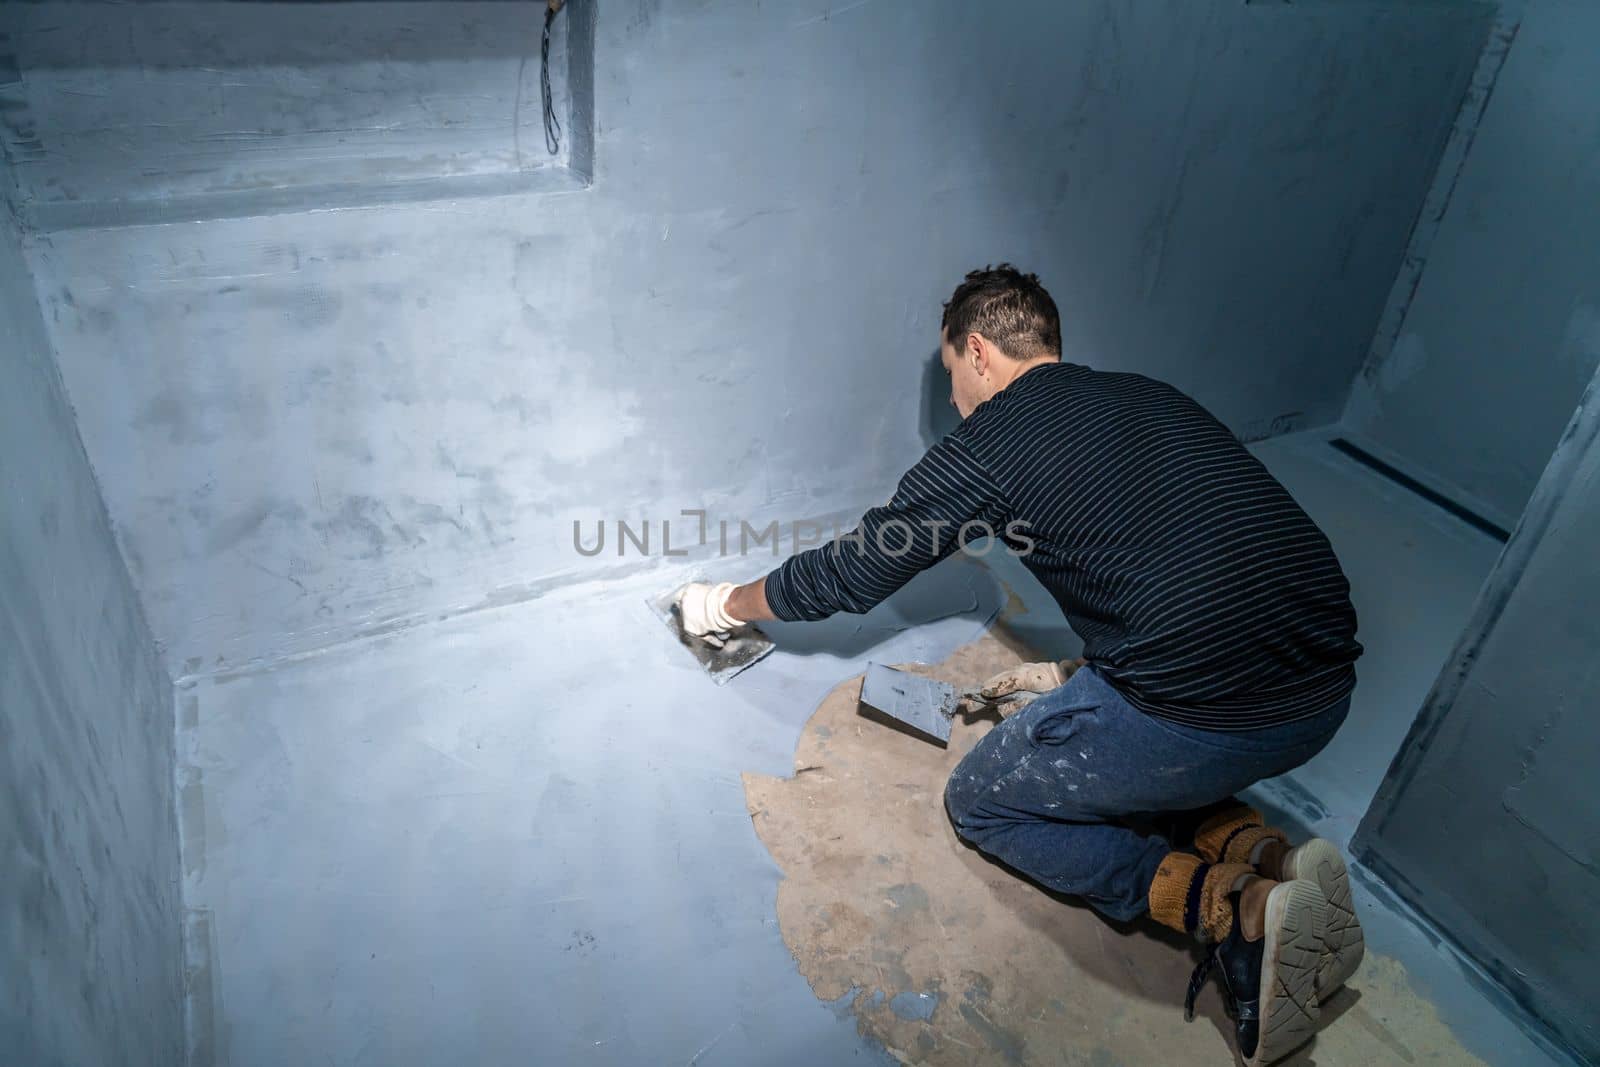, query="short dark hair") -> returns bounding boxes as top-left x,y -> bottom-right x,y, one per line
940,264 -> 1060,361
